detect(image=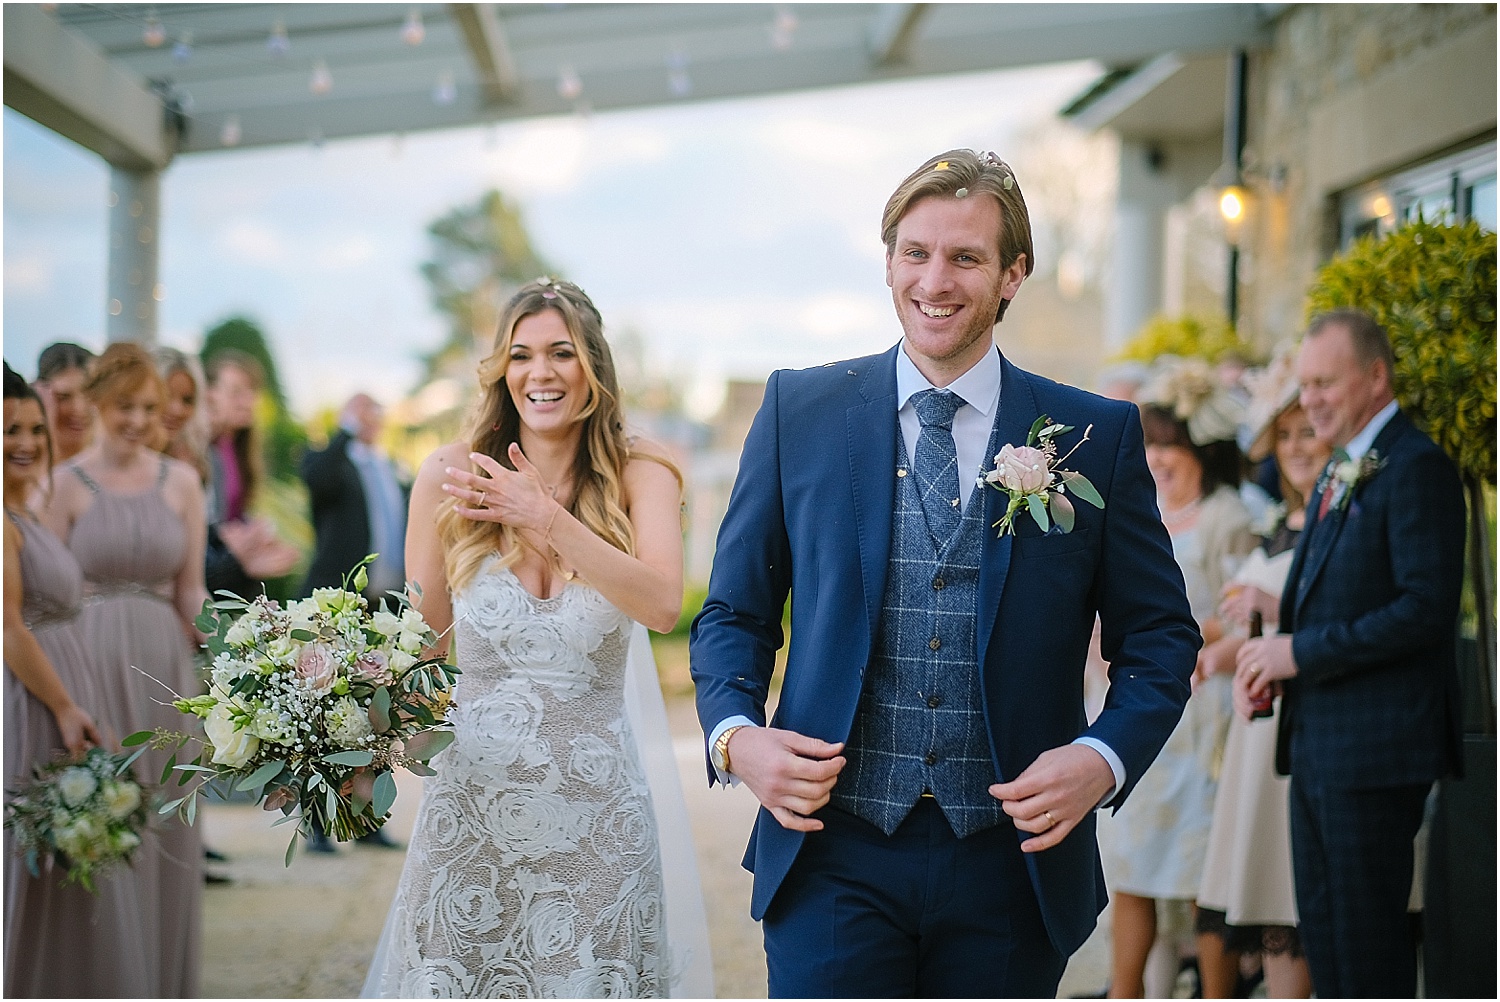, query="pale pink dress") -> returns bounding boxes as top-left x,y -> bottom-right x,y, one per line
4,510 -> 153,996
64,460 -> 202,997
